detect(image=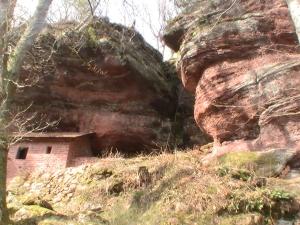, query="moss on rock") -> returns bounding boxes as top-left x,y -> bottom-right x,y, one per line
218,149 -> 296,177
8,150 -> 300,225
